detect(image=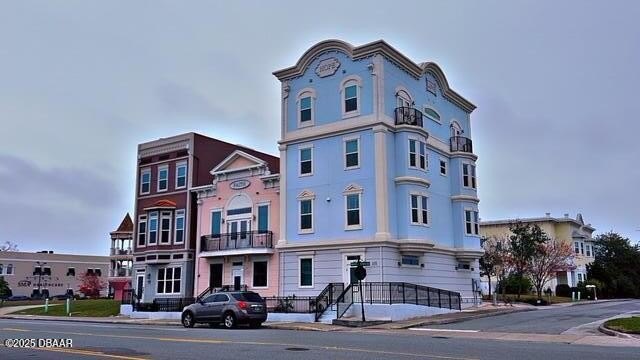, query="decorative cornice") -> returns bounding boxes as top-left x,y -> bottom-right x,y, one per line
451,195 -> 480,203
450,152 -> 479,161
394,176 -> 431,188
273,39 -> 476,113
